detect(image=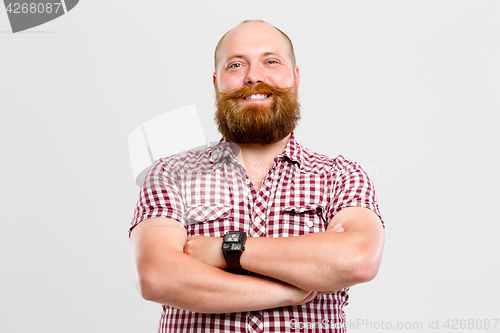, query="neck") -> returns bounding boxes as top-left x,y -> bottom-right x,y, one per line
229,134 -> 291,191
232,134 -> 290,162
